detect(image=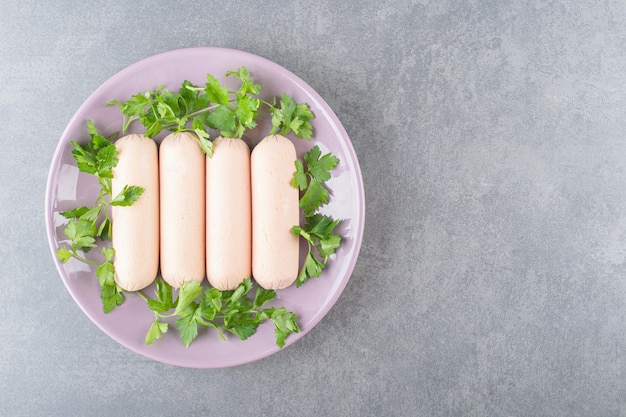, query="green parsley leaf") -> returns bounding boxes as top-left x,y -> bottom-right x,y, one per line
95,258 -> 123,314
56,247 -> 73,264
308,153 -> 339,182
293,104 -> 314,139
179,80 -> 198,106
204,74 -> 230,106
192,118 -> 213,157
86,119 -> 99,137
109,185 -> 145,206
229,278 -> 253,303
64,218 -> 97,252
198,135 -> 213,157
80,205 -> 102,223
146,319 -> 169,345
95,261 -> 115,288
70,124 -> 118,183
102,247 -> 115,262
253,285 -> 277,308
100,280 -> 124,314
70,141 -> 98,175
292,159 -> 308,190
144,116 -> 164,138
303,144 -> 321,166
262,307 -> 300,348
96,259 -> 124,314
299,179 -> 329,215
222,310 -> 259,340
268,93 -> 315,139
147,278 -> 175,313
294,145 -> 340,215
176,304 -> 202,347
95,144 -> 118,178
201,287 -> 224,315
227,67 -> 261,97
305,213 -> 341,239
174,281 -> 203,316
296,251 -> 325,287
206,105 -> 236,132
234,94 -> 260,131
97,218 -> 111,241
60,206 -> 90,219
292,214 -> 342,287
318,234 -> 342,258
